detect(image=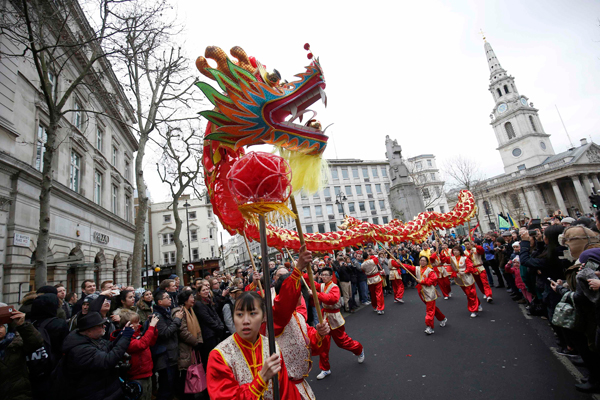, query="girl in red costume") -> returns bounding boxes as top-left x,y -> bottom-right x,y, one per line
450,246 -> 482,318
464,241 -> 493,303
389,259 -> 405,303
206,291 -> 301,400
403,256 -> 447,335
435,243 -> 453,299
